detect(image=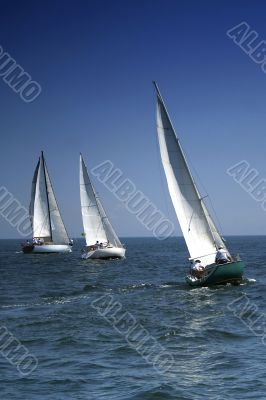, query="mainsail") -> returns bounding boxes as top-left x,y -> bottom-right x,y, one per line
79,154 -> 122,248
30,152 -> 70,244
154,82 -> 229,266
